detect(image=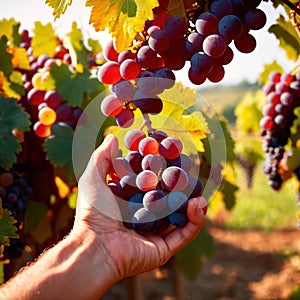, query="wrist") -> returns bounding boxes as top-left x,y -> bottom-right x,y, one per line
66,228 -> 120,298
